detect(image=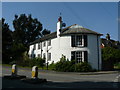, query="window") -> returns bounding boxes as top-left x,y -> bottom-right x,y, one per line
43,53 -> 46,59
76,35 -> 83,46
71,51 -> 88,63
48,40 -> 51,46
76,51 -> 83,63
43,41 -> 46,47
48,53 -> 51,61
71,35 -> 88,47
38,54 -> 41,57
38,43 -> 41,49
34,44 -> 36,50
